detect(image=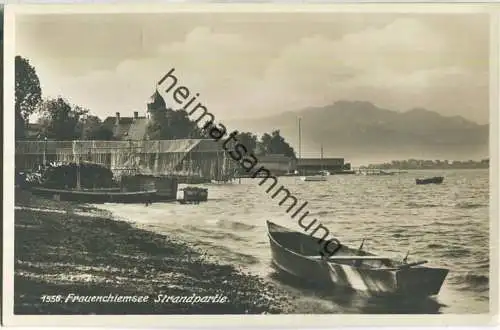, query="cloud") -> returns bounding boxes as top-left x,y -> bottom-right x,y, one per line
24,14 -> 489,124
